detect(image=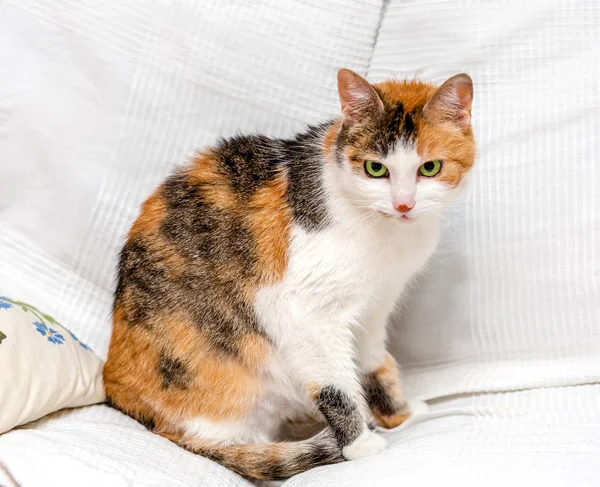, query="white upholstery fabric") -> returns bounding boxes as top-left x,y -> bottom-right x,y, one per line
288,384 -> 600,487
0,0 -> 598,485
1,386 -> 598,487
0,406 -> 252,487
